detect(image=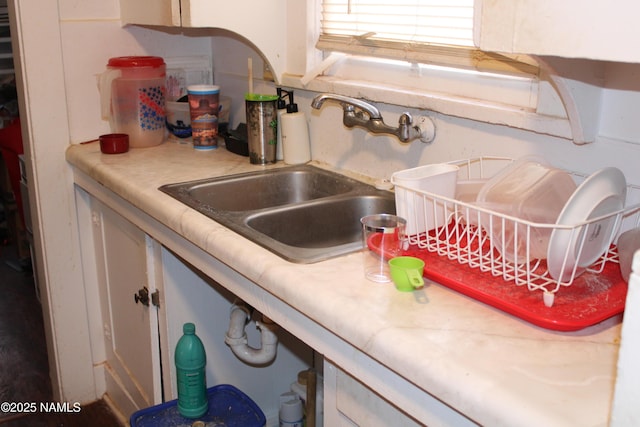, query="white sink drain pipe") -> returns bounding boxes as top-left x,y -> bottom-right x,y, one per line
225,302 -> 278,365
